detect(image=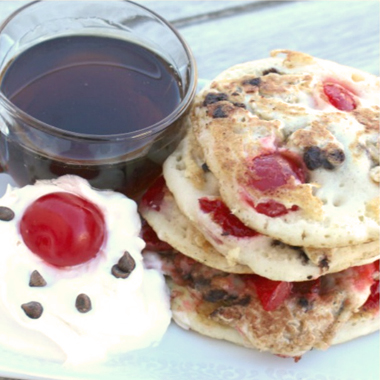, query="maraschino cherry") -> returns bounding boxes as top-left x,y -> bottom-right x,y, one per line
20,192 -> 105,267
246,151 -> 306,217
